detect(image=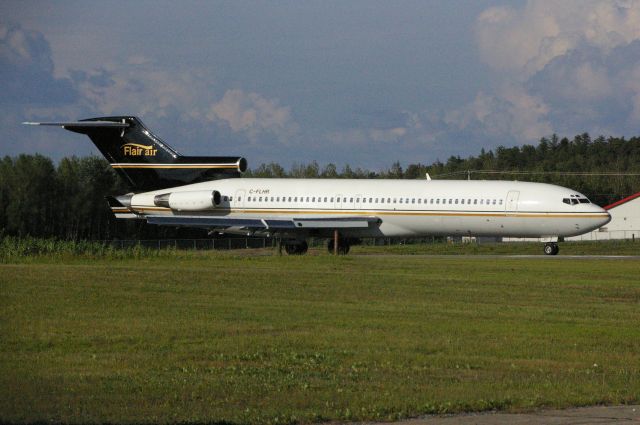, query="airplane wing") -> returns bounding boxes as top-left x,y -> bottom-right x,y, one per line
145,215 -> 381,230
